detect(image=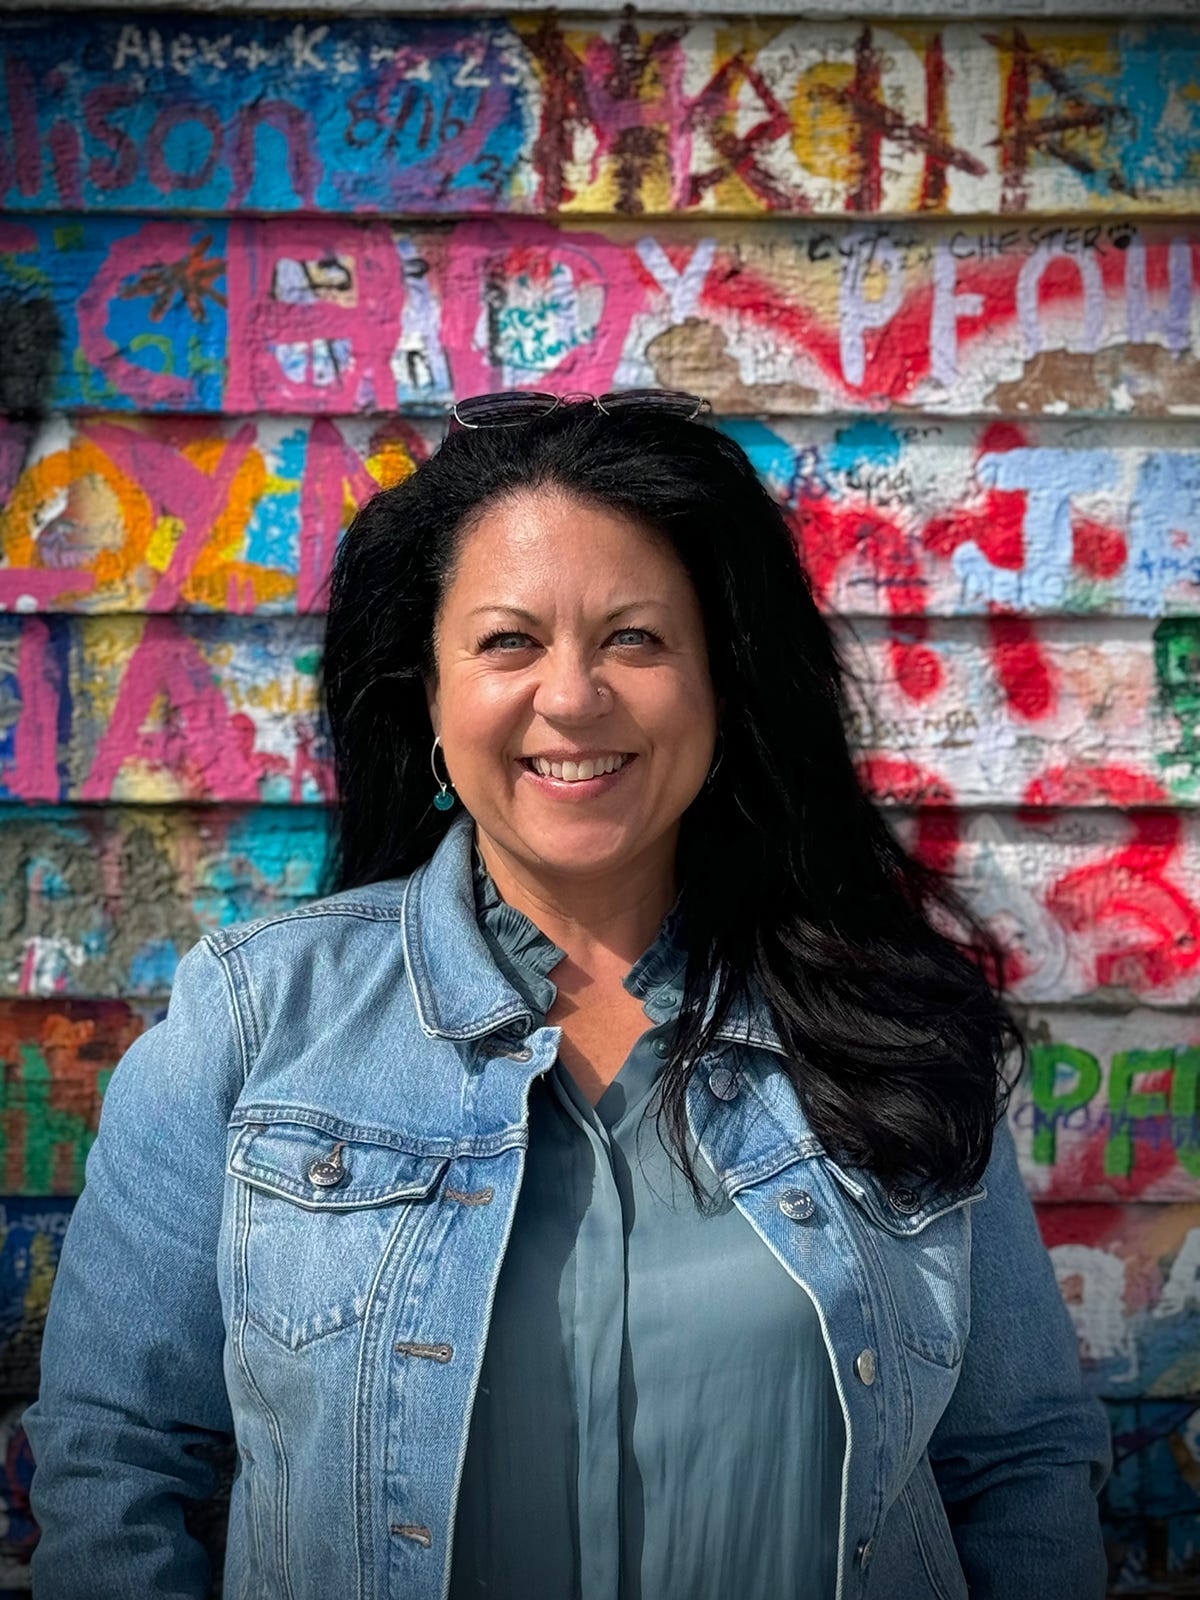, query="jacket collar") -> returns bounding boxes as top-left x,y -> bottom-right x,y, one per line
401,809 -> 787,1057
